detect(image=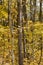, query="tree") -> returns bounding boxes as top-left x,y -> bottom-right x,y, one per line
30,0 -> 36,22
8,0 -> 15,65
39,0 -> 42,22
22,0 -> 27,23
22,0 -> 27,58
17,0 -> 23,65
33,0 -> 36,22
30,0 -> 32,20
22,28 -> 26,58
